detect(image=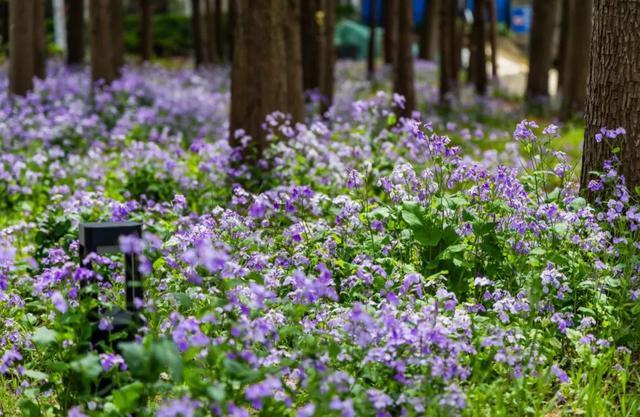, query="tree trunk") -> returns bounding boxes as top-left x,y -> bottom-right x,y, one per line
33,0 -> 46,79
439,0 -> 458,102
383,0 -> 397,64
487,0 -> 498,79
300,0 -> 320,91
367,0 -> 376,80
230,0 -> 289,158
227,0 -> 236,62
581,0 -> 640,195
66,0 -> 84,66
0,1 -> 8,47
110,0 -> 124,75
90,0 -> 115,83
9,0 -> 34,96
205,0 -> 218,64
215,0 -> 223,62
526,0 -> 558,102
419,0 -> 439,60
394,0 -> 415,116
452,3 -> 463,80
471,0 -> 487,95
140,0 -> 153,61
320,0 -> 336,112
284,0 -> 304,122
557,0 -> 570,91
191,0 -> 204,67
559,0 -> 592,121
